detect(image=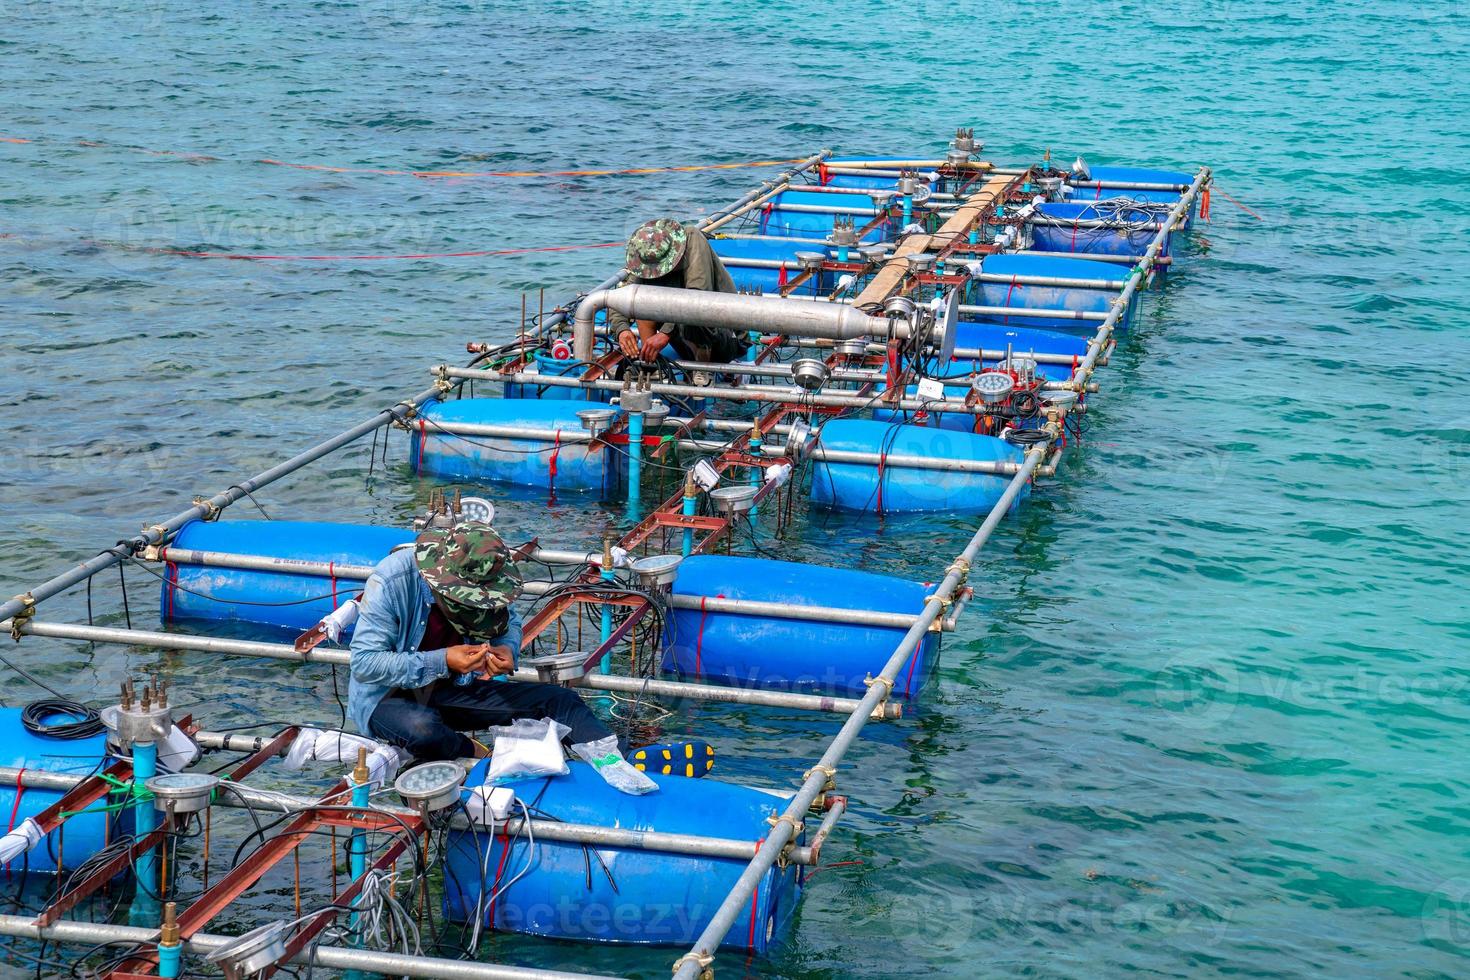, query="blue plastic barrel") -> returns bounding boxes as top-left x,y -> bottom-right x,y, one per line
975,253 -> 1136,332
443,760 -> 802,952
661,555 -> 938,697
710,236 -> 833,294
811,418 -> 1027,515
164,519 -> 413,631
761,189 -> 890,242
950,321 -> 1091,382
412,399 -> 616,494
0,707 -> 111,874
504,351 -> 607,402
1031,201 -> 1172,258
1069,165 -> 1196,226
